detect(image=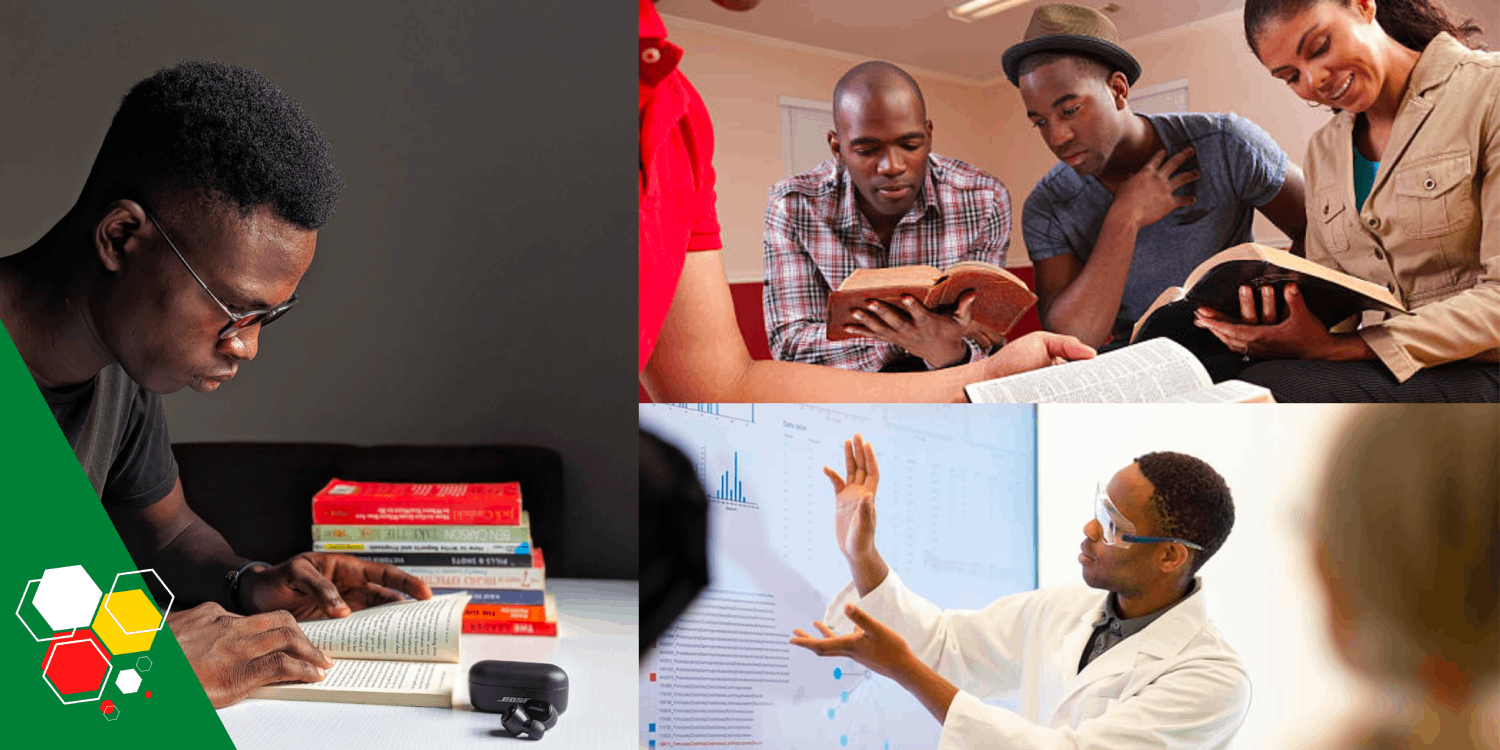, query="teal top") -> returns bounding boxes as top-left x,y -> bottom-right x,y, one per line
1353,145 -> 1380,211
